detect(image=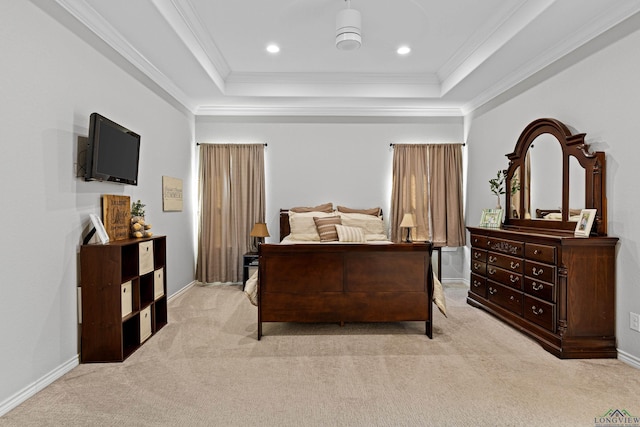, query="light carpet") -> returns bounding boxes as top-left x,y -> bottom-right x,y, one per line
1,283 -> 639,426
